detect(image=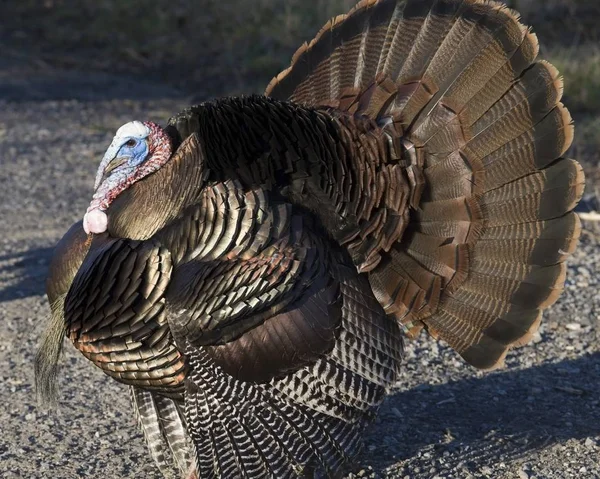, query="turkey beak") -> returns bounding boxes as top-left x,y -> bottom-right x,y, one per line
94,140 -> 128,191
104,157 -> 128,175
95,156 -> 128,191
94,141 -> 121,191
